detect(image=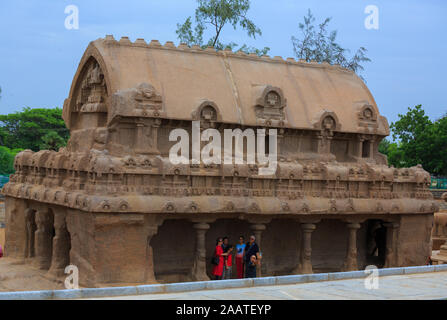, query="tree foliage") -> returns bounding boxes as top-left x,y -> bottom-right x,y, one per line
379,105 -> 447,176
378,139 -> 405,168
40,131 -> 67,151
0,107 -> 69,152
291,9 -> 371,79
0,107 -> 69,174
0,146 -> 22,175
176,0 -> 269,55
